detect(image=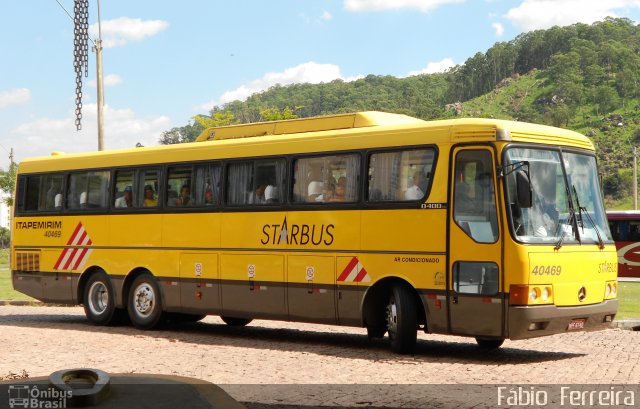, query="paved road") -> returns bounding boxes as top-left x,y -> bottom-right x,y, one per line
1,306 -> 639,408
